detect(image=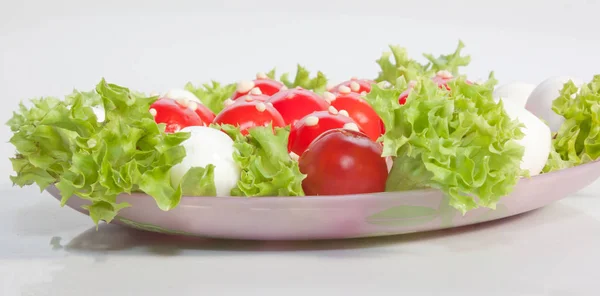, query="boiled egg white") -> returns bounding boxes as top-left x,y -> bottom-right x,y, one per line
525,76 -> 582,132
493,82 -> 536,108
501,100 -> 551,176
170,126 -> 240,196
162,89 -> 202,104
